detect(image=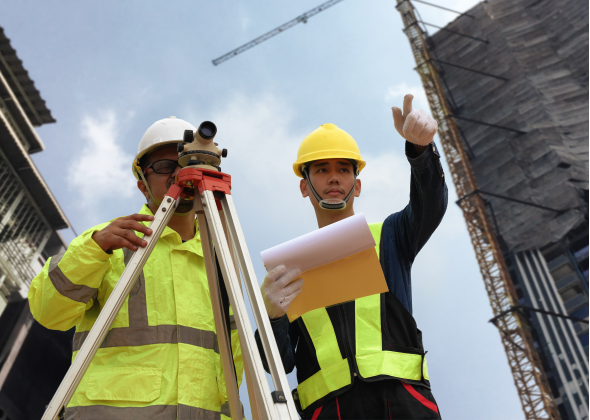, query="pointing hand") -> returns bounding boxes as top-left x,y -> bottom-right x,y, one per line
391,94 -> 437,146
